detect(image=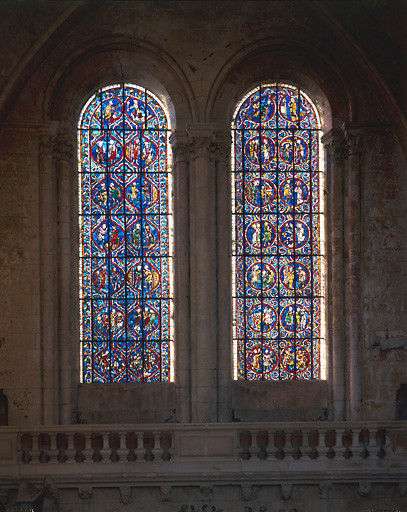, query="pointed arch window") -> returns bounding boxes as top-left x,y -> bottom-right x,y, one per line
232,83 -> 325,380
78,84 -> 173,382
